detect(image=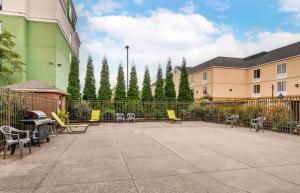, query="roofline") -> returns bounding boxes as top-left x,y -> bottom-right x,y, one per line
191,54 -> 300,75
247,54 -> 300,69
188,66 -> 248,75
180,54 -> 300,75
8,88 -> 69,96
